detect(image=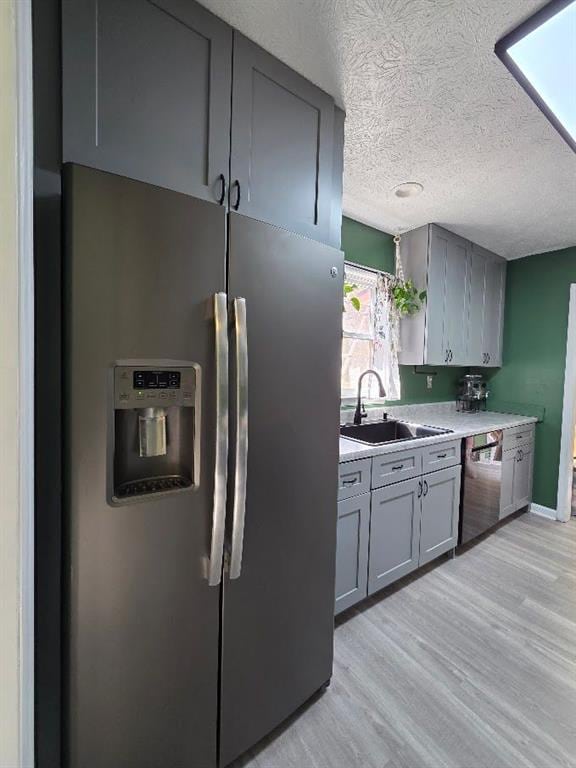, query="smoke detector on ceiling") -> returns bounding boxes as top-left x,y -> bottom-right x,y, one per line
393,182 -> 424,198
